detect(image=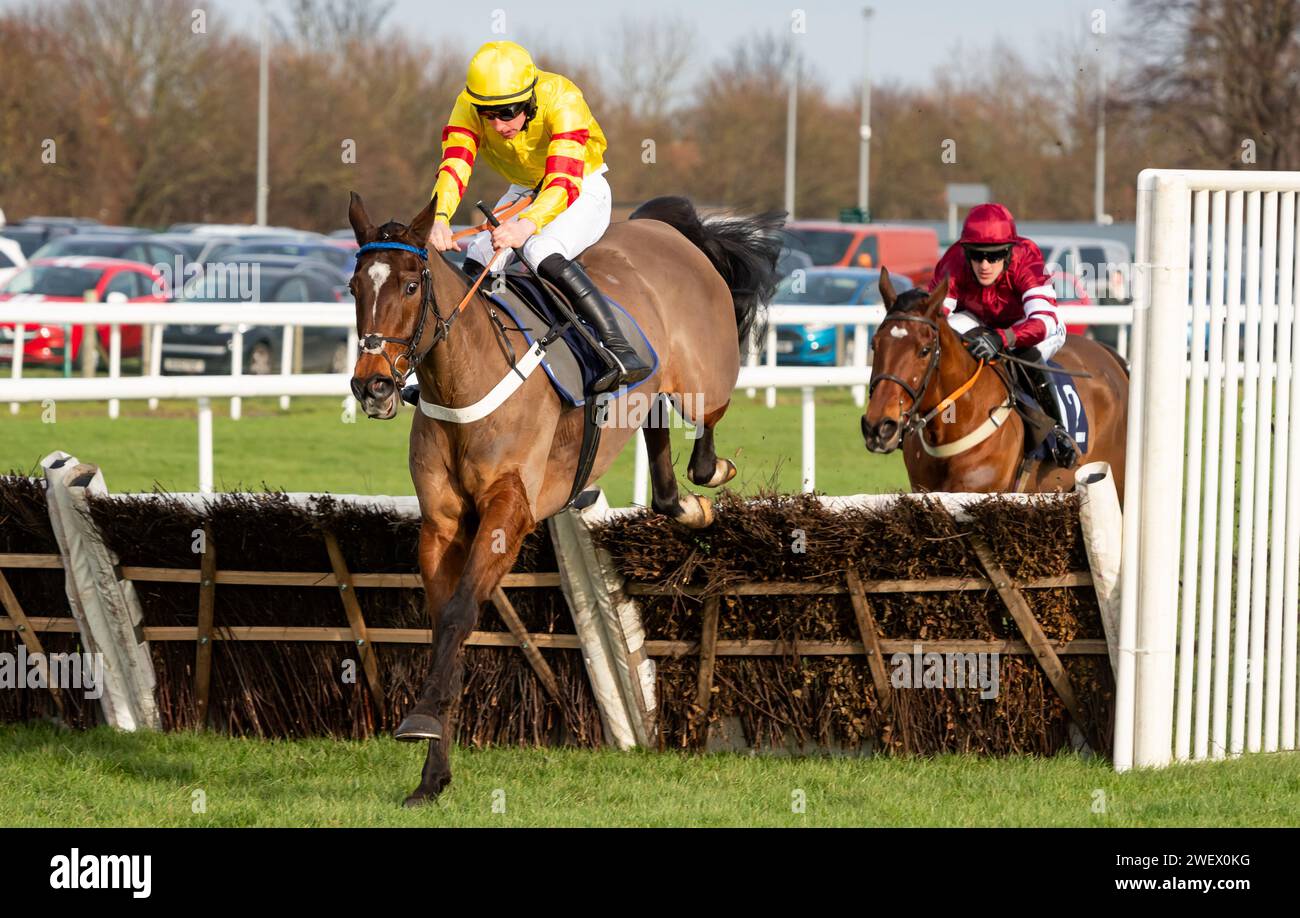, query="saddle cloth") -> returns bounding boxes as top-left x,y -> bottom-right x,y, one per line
486,270 -> 658,407
1017,359 -> 1090,459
